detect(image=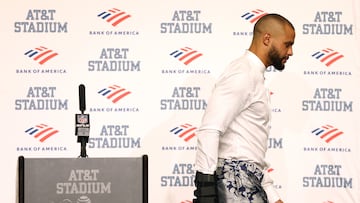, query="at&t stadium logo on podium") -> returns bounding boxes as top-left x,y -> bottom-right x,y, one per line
90,7 -> 139,36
